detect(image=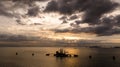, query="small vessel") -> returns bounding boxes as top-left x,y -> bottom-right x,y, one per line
54,49 -> 69,57
46,49 -> 78,57
16,52 -> 18,55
